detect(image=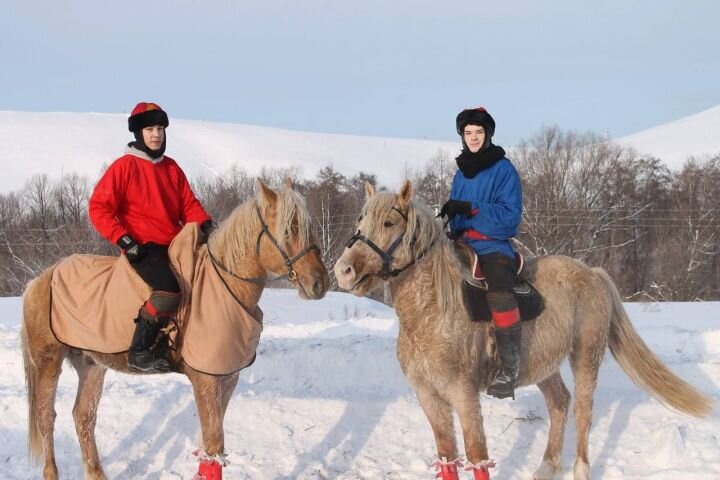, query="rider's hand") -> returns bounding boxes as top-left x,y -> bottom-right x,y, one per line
117,235 -> 147,263
199,219 -> 217,245
438,200 -> 473,219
